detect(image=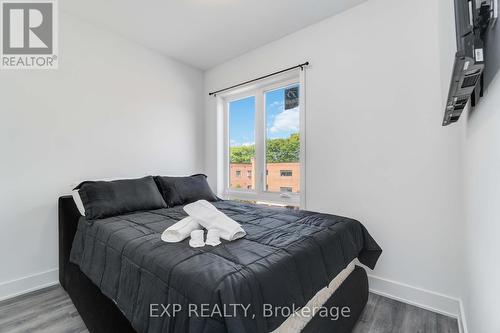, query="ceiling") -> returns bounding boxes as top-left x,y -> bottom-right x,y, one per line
62,0 -> 365,70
